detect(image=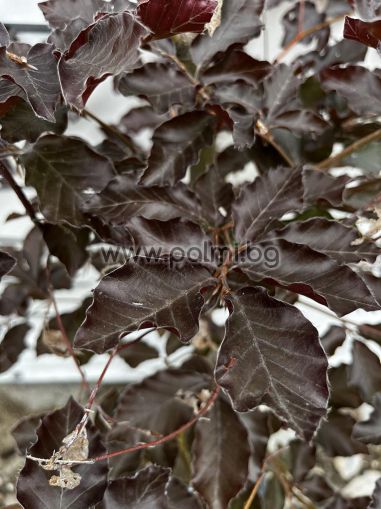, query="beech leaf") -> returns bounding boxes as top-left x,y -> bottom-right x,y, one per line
139,112 -> 215,186
75,259 -> 217,353
190,0 -> 264,67
353,393 -> 381,445
17,398 -> 108,509
317,411 -> 368,457
348,341 -> 381,403
344,16 -> 381,49
215,287 -> 329,440
117,61 -> 196,114
58,12 -> 147,110
22,134 -> 116,225
0,323 -> 29,373
116,366 -> 212,434
192,397 -> 250,509
239,239 -> 380,316
102,465 -> 170,508
0,44 -> 61,121
0,251 -> 16,280
232,166 -> 304,243
137,0 -> 218,39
